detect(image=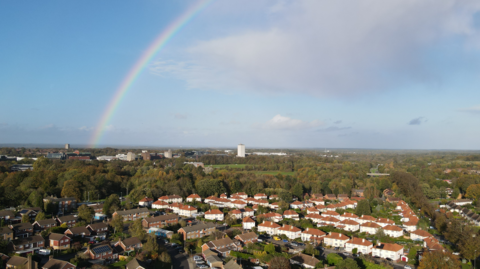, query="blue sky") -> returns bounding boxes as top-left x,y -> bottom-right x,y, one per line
2,0 -> 480,149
